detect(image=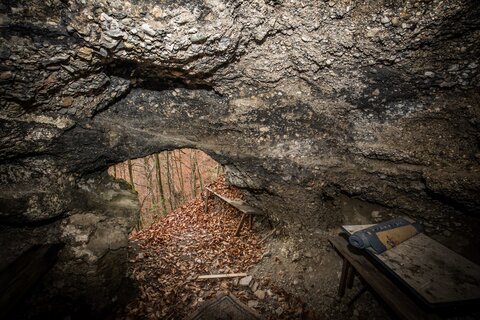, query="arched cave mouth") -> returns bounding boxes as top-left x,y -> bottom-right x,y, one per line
110,155 -> 274,319
103,148 -> 277,318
